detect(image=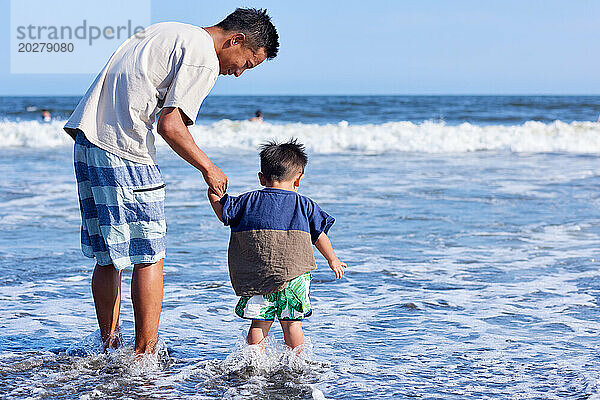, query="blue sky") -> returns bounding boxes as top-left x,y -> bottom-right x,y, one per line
1,0 -> 599,95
